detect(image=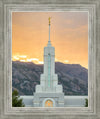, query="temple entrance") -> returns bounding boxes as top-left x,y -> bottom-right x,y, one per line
45,100 -> 53,107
